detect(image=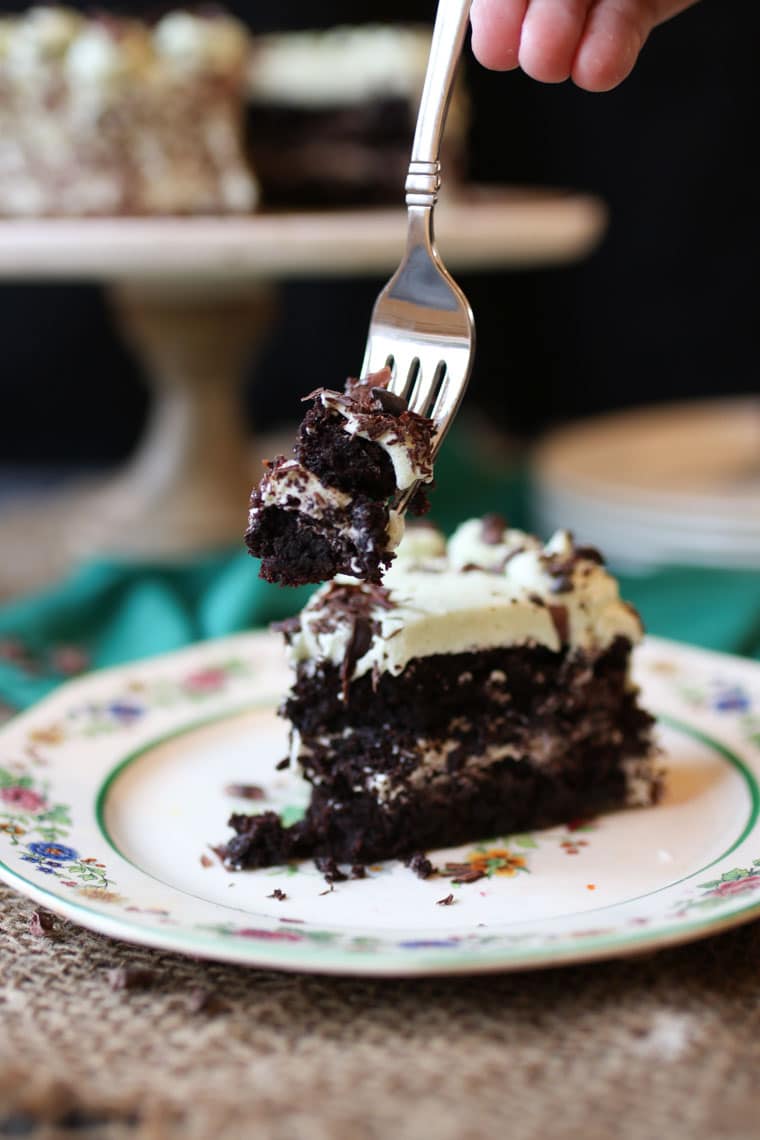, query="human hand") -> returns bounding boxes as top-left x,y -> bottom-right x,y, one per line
470,0 -> 700,91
